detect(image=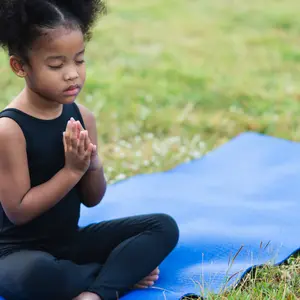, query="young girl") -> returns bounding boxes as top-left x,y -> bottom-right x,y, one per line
0,1 -> 179,299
